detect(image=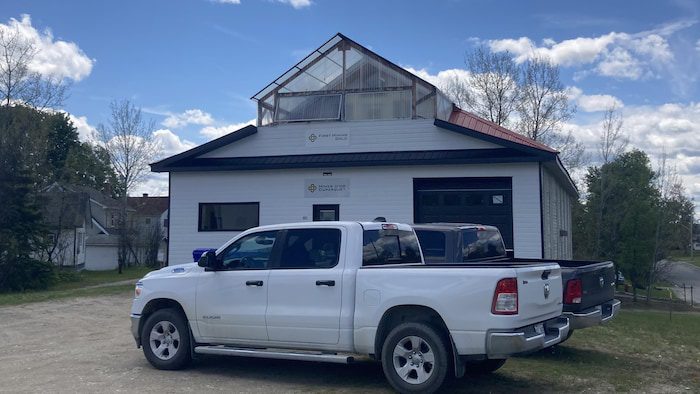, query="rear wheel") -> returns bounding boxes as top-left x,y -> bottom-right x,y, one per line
380,322 -> 449,394
141,308 -> 192,370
